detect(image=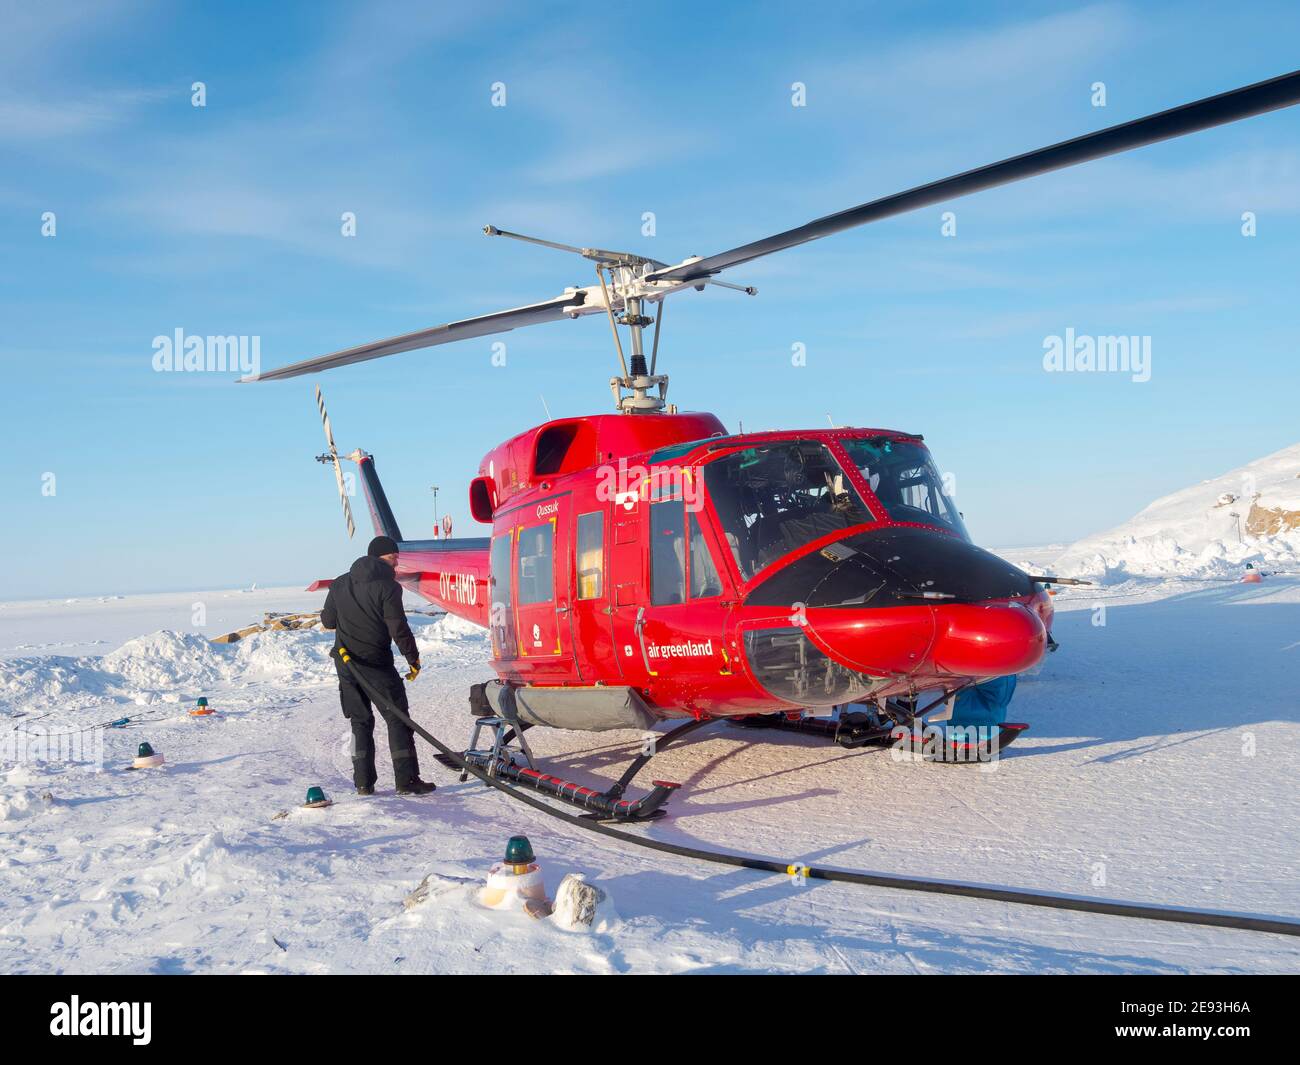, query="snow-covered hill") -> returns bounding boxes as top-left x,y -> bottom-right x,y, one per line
1054,443 -> 1300,583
